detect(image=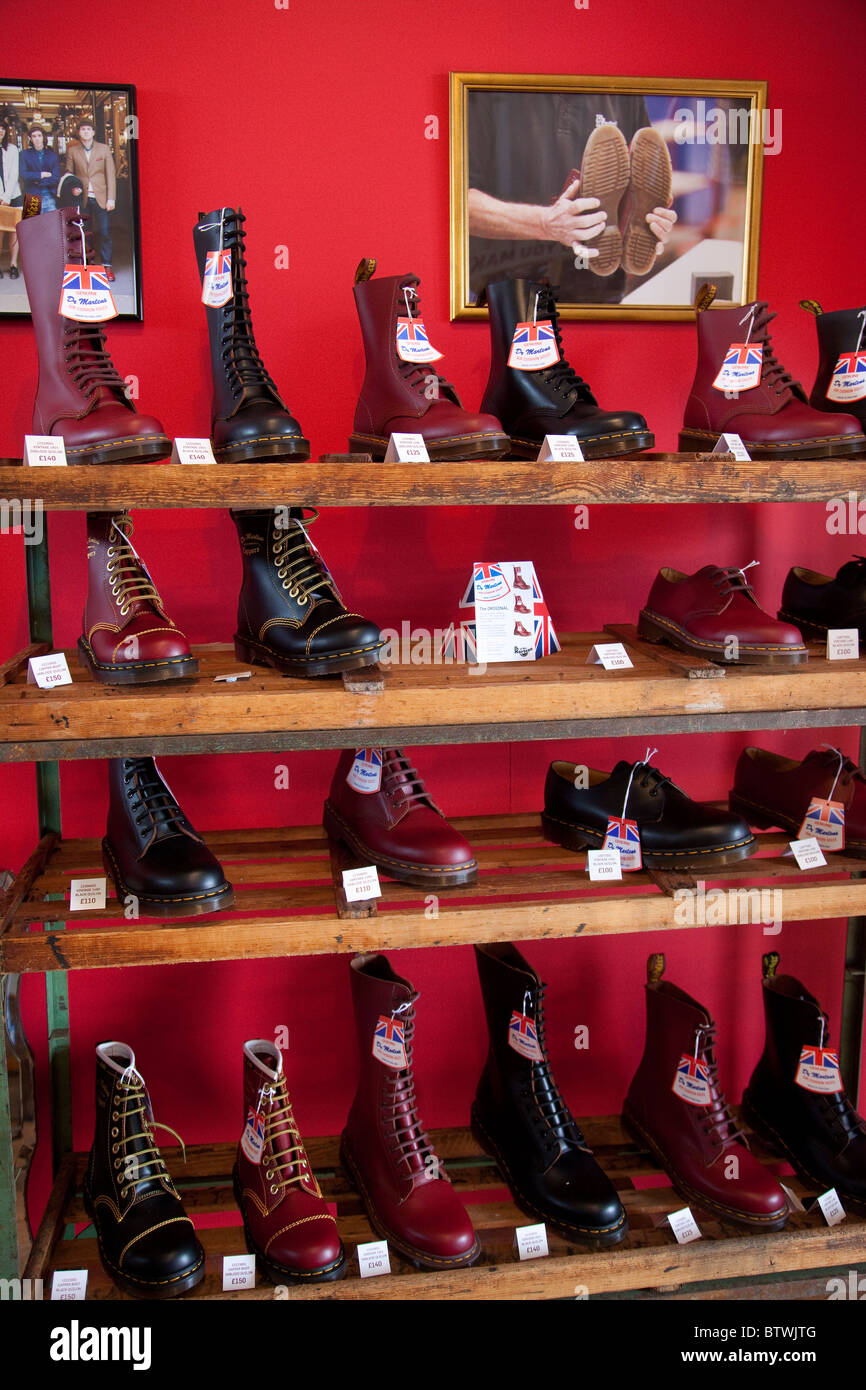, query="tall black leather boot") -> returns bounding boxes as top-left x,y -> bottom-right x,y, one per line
470,941 -> 627,1246
231,507 -> 384,676
802,301 -> 866,429
102,757 -> 234,917
193,207 -> 310,462
742,952 -> 866,1211
480,277 -> 653,458
82,1041 -> 205,1298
